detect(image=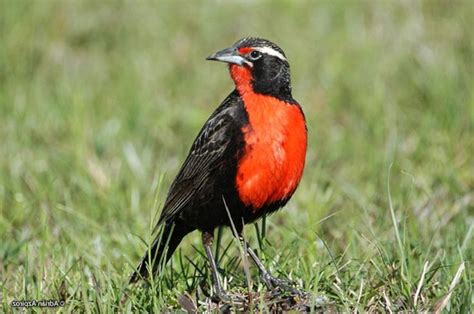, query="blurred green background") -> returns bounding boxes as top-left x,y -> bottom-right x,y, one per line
1,0 -> 472,311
